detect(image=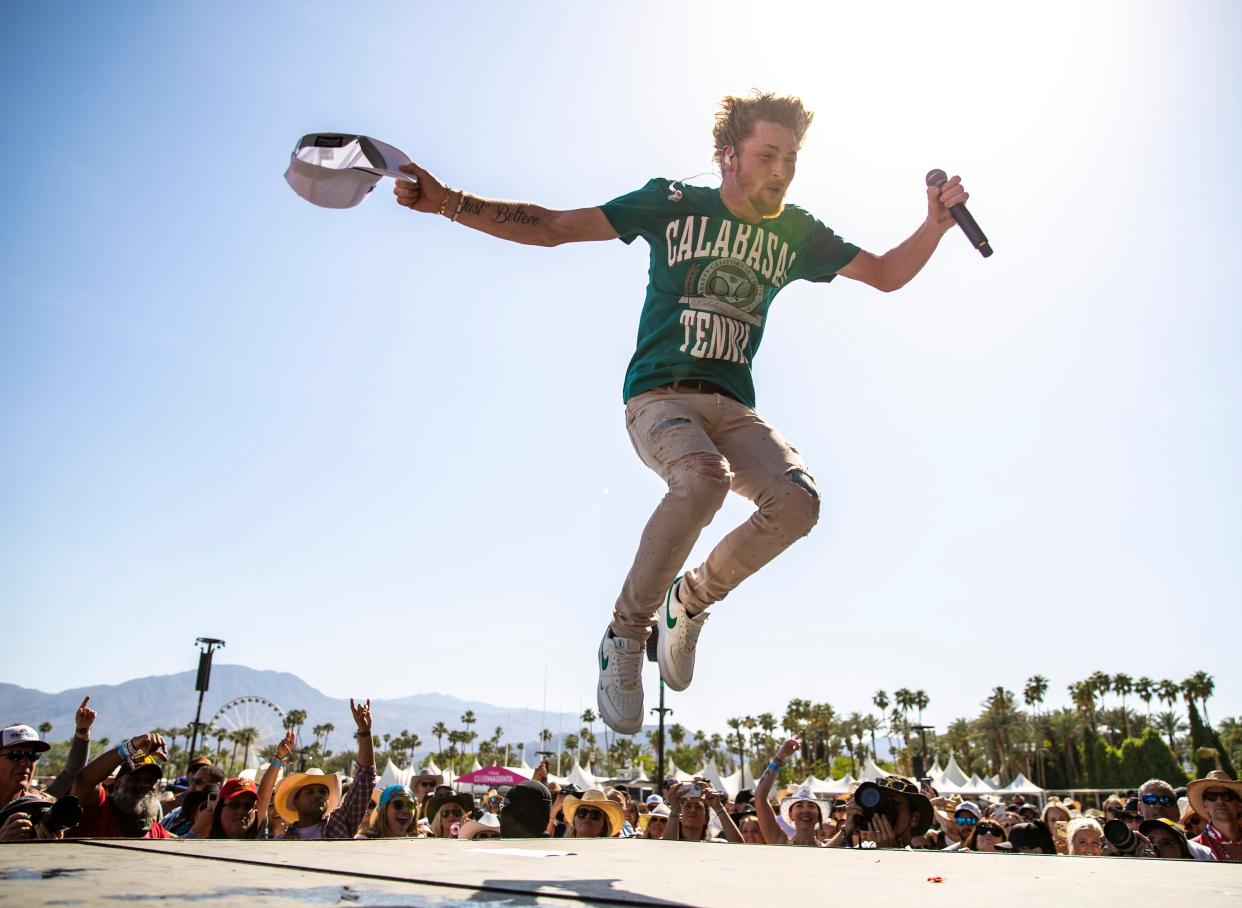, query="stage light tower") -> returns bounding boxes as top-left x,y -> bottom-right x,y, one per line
188,637 -> 226,761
